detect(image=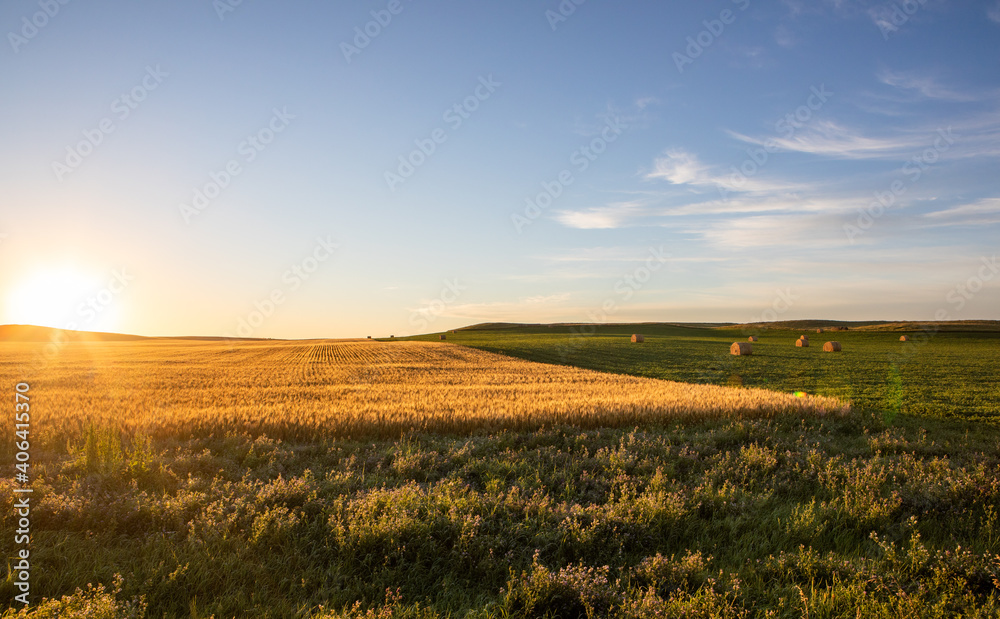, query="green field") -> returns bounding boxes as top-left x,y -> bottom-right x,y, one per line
405,323 -> 1000,422
7,415 -> 999,618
